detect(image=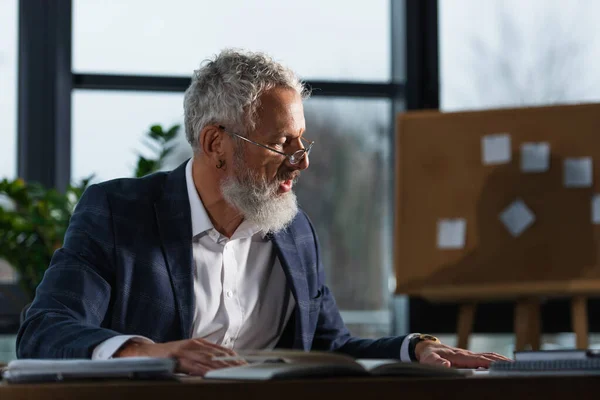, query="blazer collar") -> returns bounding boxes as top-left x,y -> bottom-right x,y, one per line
154,160 -> 195,339
271,225 -> 311,350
